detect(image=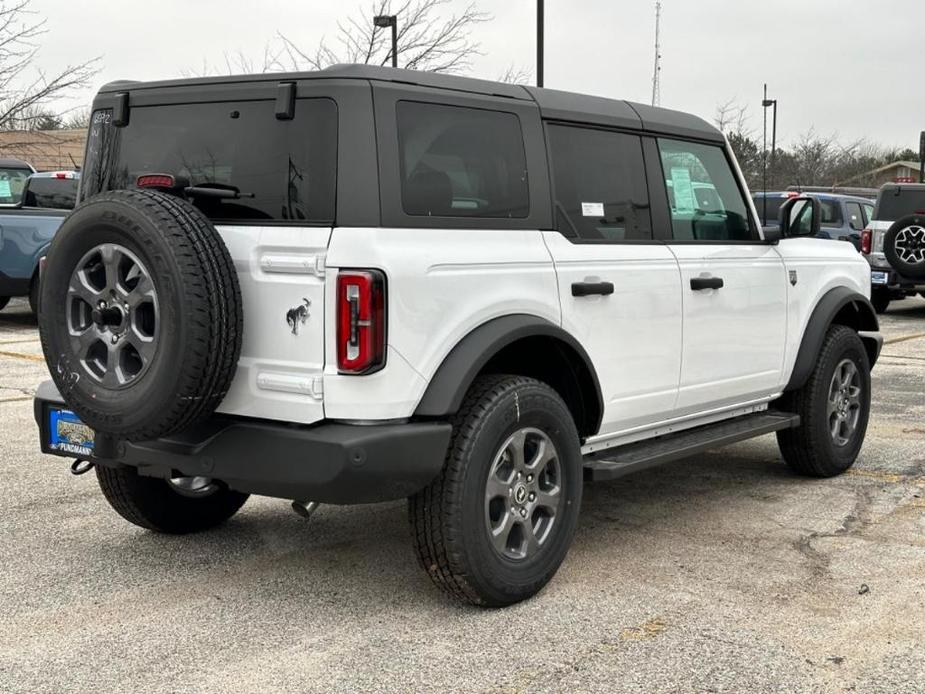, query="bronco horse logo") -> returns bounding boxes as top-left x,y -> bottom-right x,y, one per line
286,298 -> 311,335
